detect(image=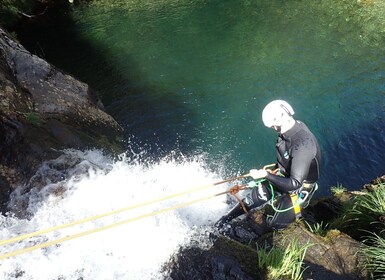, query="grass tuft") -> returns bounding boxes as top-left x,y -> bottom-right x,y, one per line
305,221 -> 329,237
331,183 -> 385,236
331,184 -> 347,195
257,238 -> 311,280
362,232 -> 385,279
